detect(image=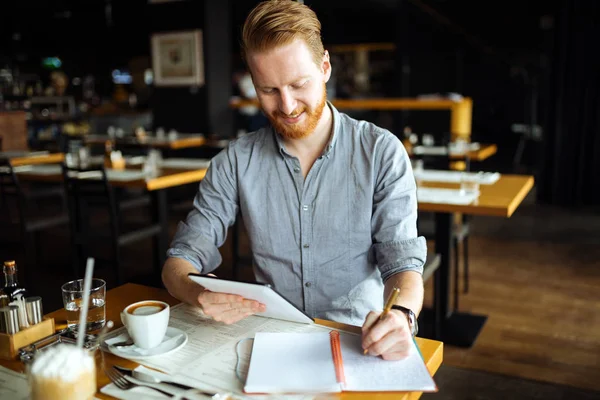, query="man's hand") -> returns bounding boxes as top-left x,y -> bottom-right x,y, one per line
161,258 -> 266,324
197,289 -> 266,325
361,309 -> 412,360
